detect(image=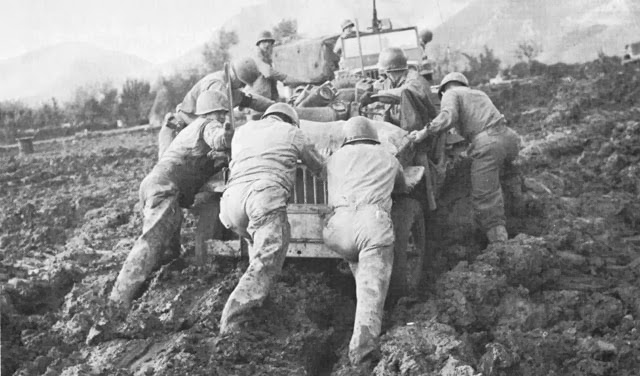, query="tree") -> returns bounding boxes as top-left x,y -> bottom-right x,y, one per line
202,29 -> 239,73
68,83 -> 118,128
148,68 -> 202,126
515,40 -> 542,62
272,19 -> 299,45
462,46 -> 501,85
119,79 -> 153,126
